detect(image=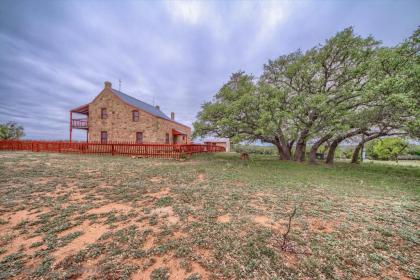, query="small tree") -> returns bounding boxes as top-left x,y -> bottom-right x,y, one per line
370,138 -> 408,161
0,122 -> 25,140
